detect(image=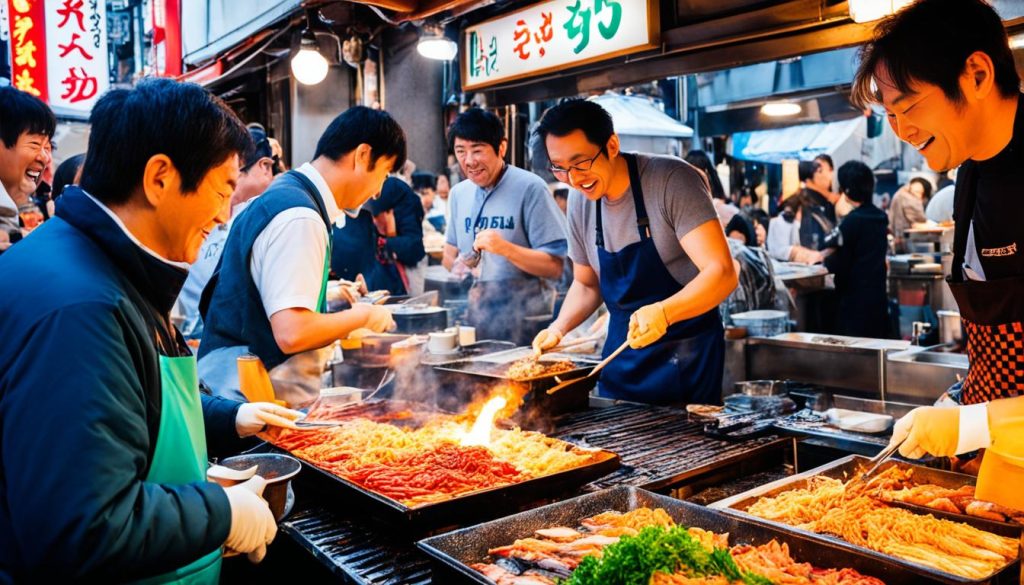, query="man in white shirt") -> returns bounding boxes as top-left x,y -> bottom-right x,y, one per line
199,107 -> 406,407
